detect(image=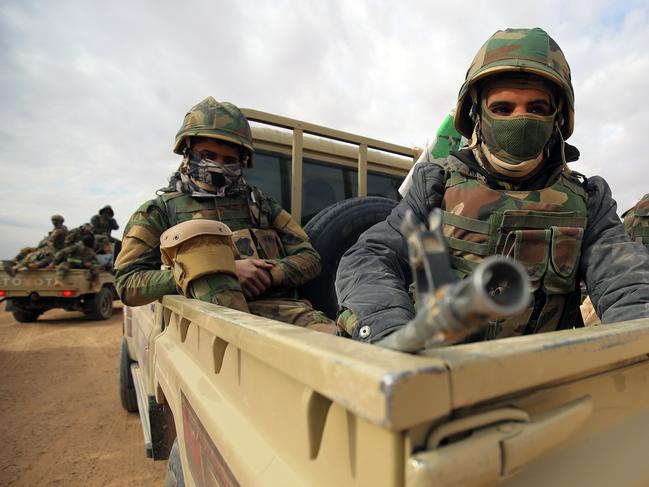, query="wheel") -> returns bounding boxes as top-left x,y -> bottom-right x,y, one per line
300,197 -> 398,319
164,439 -> 185,487
12,310 -> 40,323
119,336 -> 138,412
85,286 -> 114,320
